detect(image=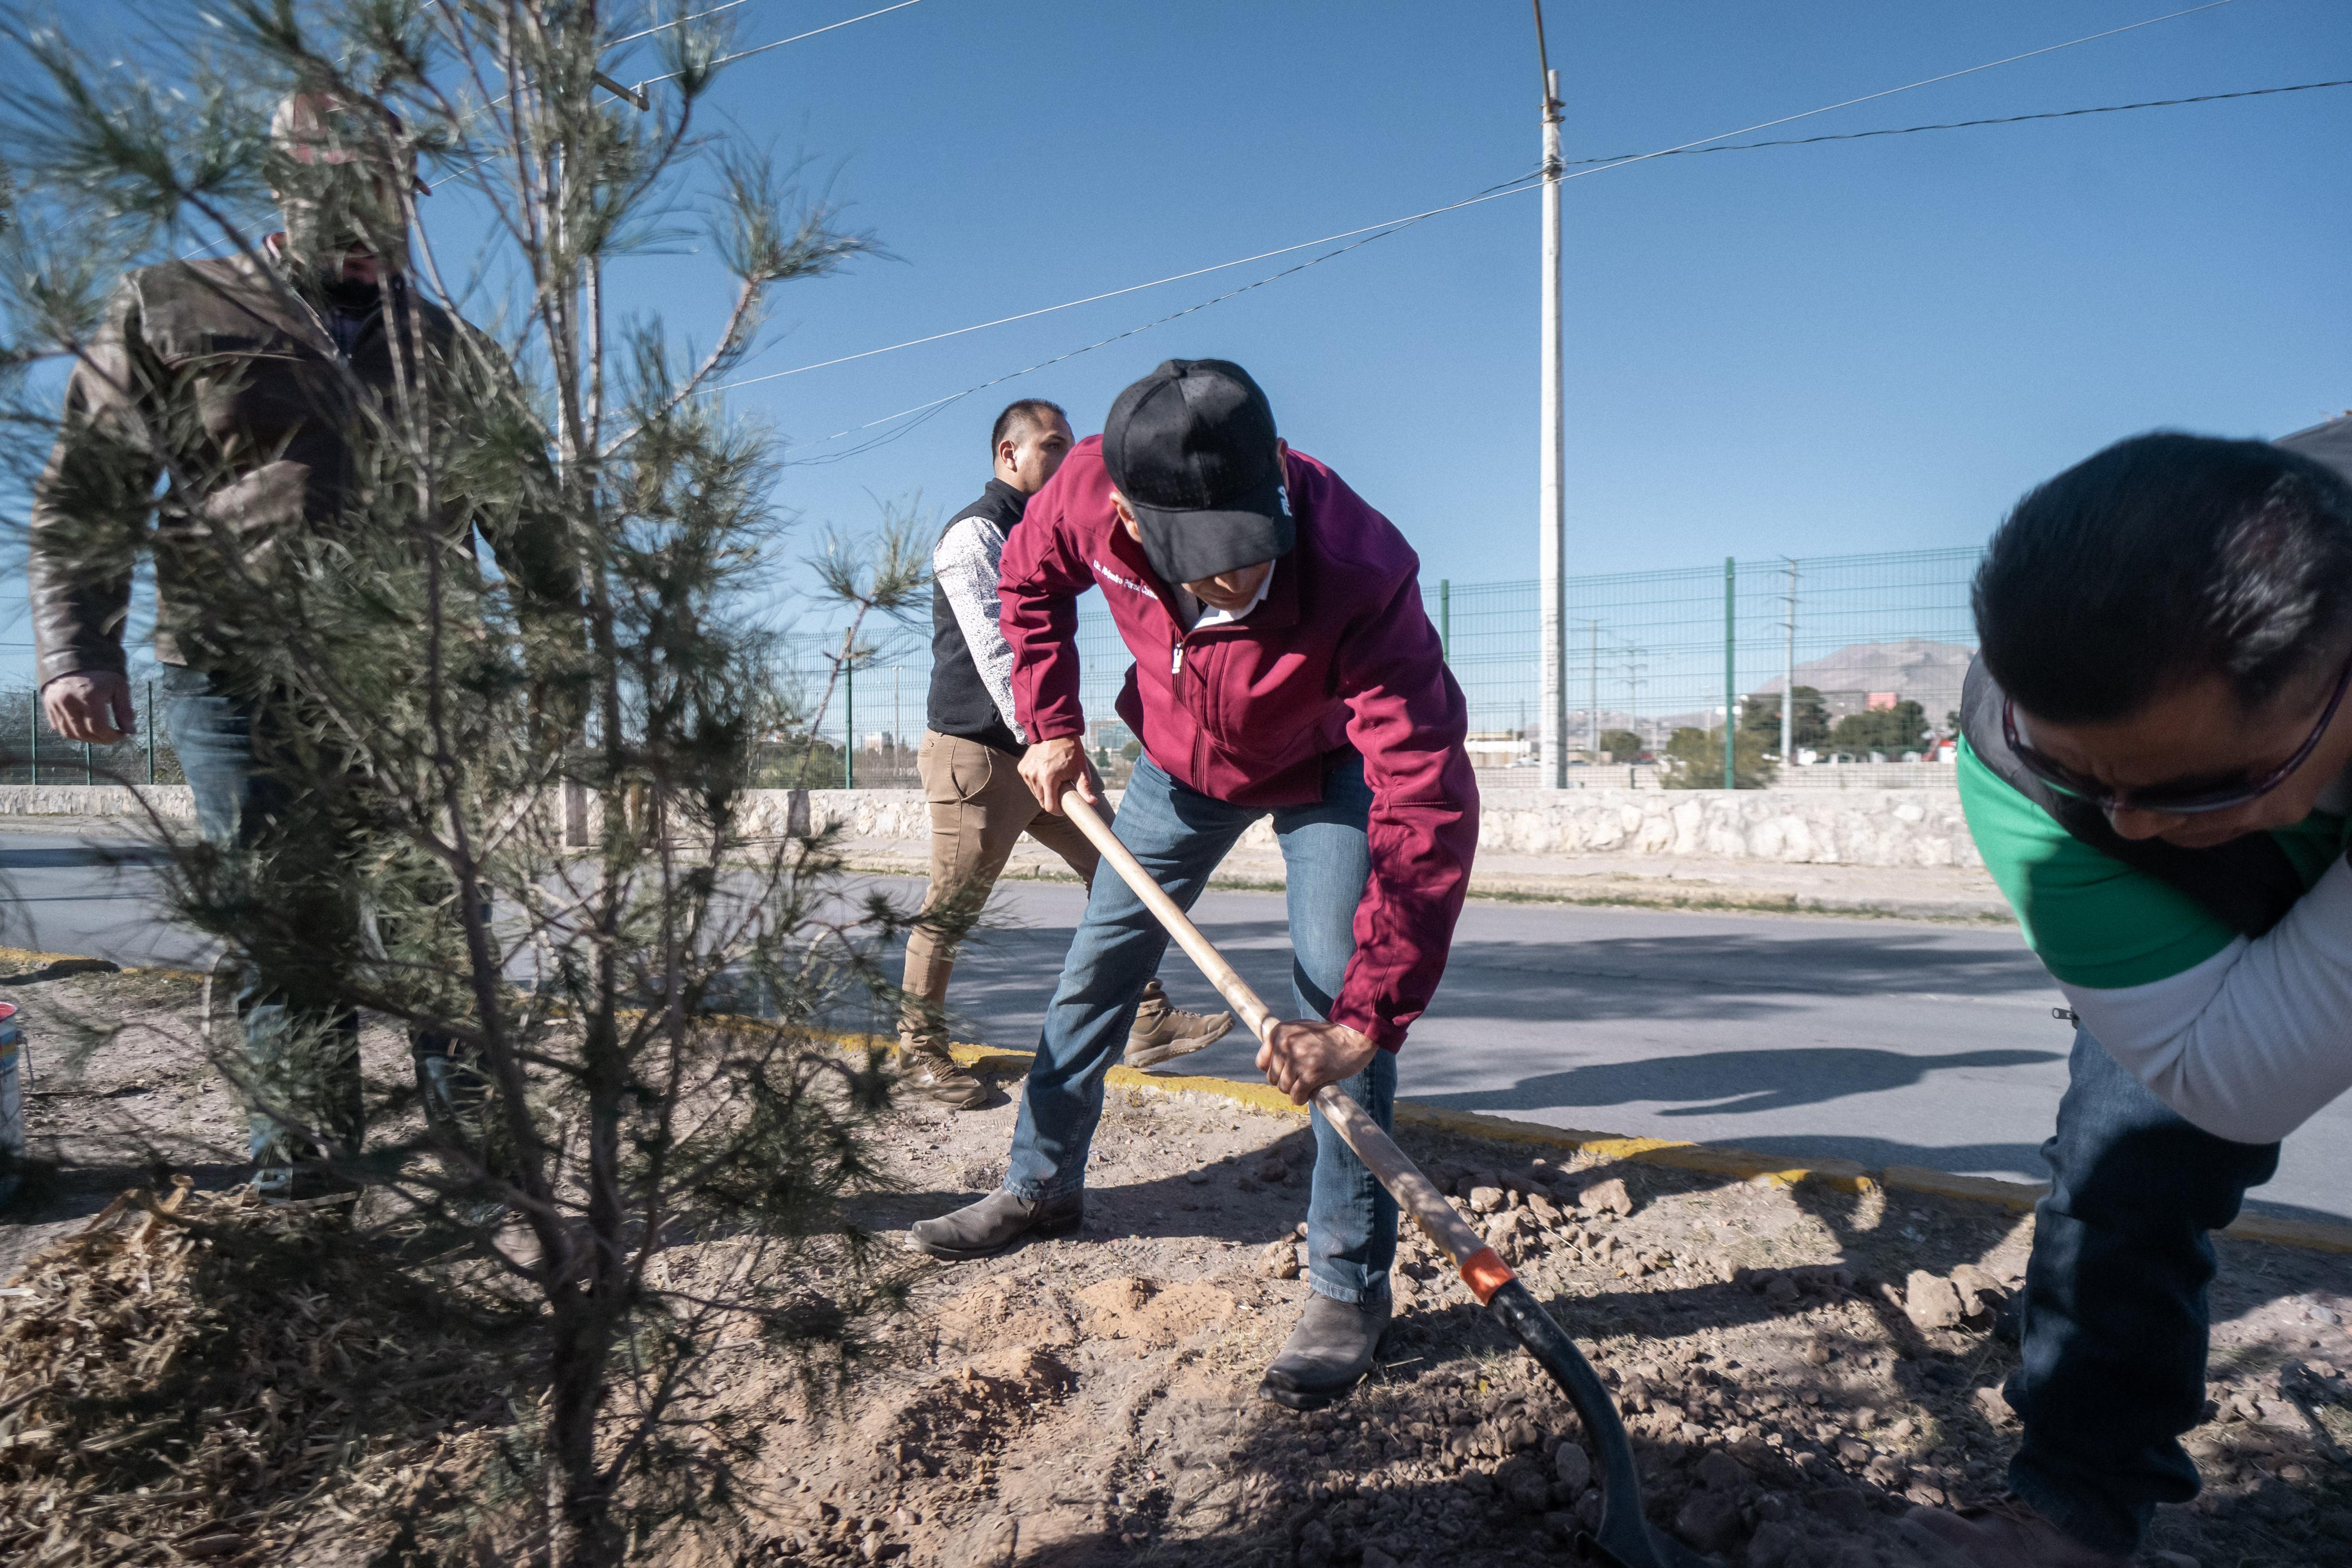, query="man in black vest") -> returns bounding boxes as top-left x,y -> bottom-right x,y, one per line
900,399 -> 1229,1106
1906,417 -> 2352,1567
